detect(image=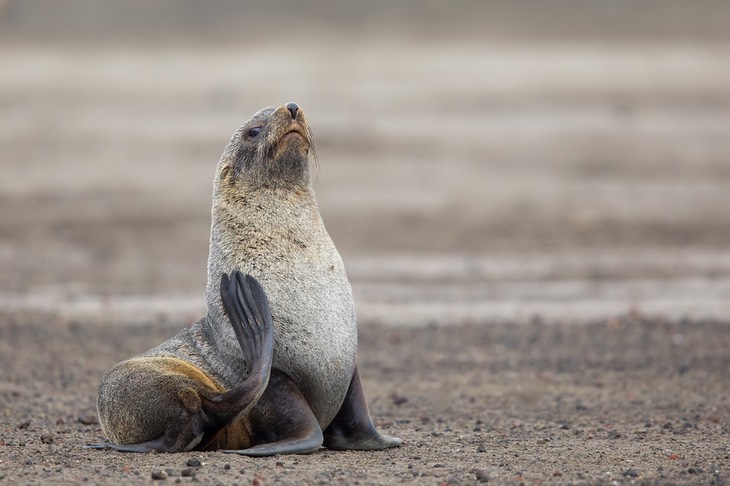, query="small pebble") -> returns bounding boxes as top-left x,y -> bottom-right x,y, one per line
18,421 -> 30,430
40,433 -> 54,444
623,469 -> 639,478
390,393 -> 408,406
224,464 -> 230,470
473,468 -> 490,483
78,415 -> 98,426
151,470 -> 168,480
476,444 -> 487,453
181,468 -> 196,477
186,457 -> 202,467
